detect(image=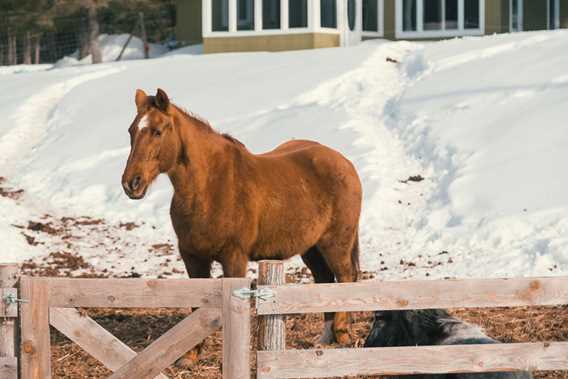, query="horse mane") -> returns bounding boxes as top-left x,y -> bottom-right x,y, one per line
170,103 -> 245,147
